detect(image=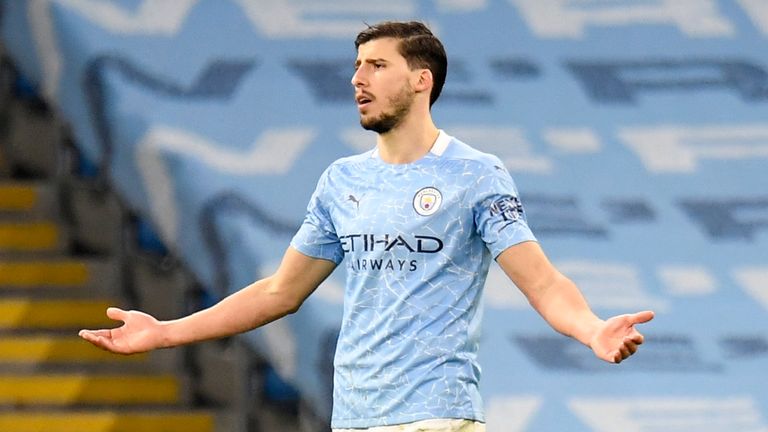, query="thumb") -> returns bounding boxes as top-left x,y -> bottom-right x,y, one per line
627,310 -> 655,325
106,307 -> 128,322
